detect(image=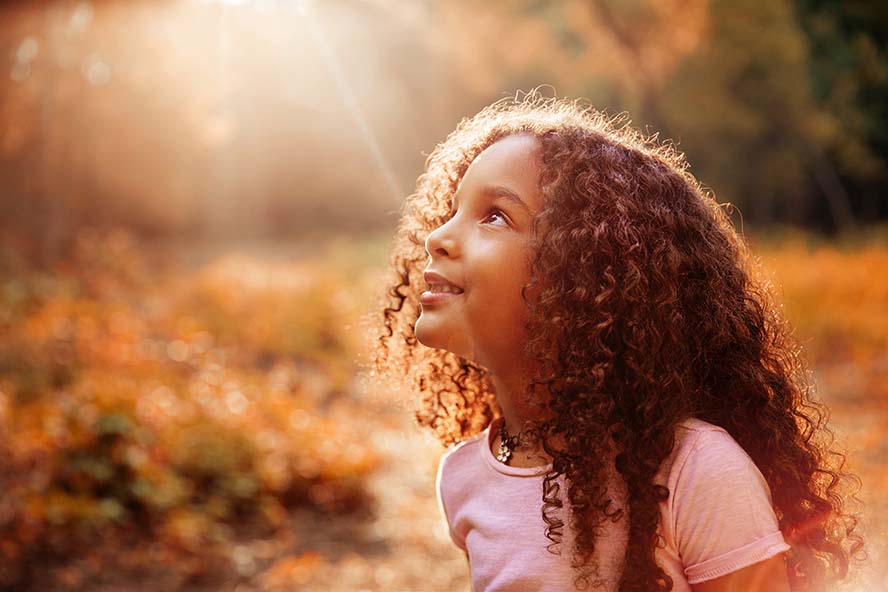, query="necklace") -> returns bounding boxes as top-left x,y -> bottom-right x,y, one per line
495,418 -> 531,463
